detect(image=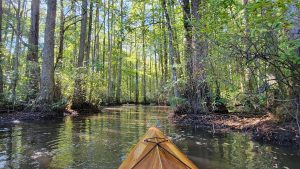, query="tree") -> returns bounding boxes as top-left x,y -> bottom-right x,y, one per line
162,0 -> 179,97
85,2 -> 93,68
107,0 -> 113,103
72,0 -> 88,108
135,31 -> 139,104
40,0 -> 57,104
11,0 -> 22,104
142,1 -> 147,104
182,0 -> 192,81
27,0 -> 40,100
54,0 -> 65,100
0,0 -> 3,96
191,0 -> 211,113
116,0 -> 124,104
